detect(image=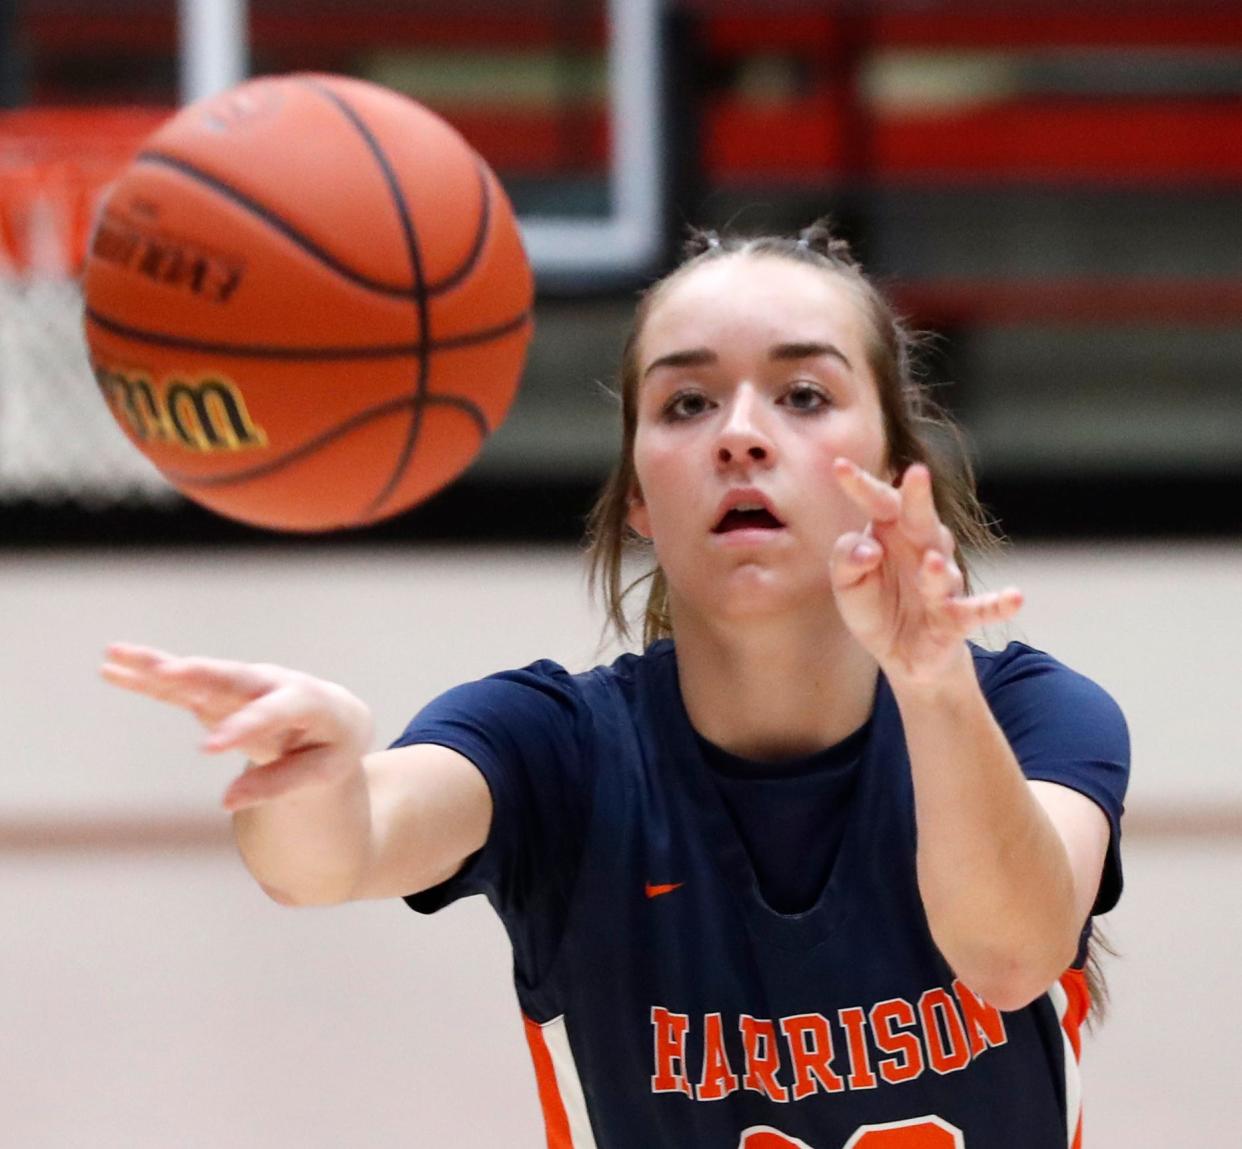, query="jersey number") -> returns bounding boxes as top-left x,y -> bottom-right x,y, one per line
741,1115 -> 965,1149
